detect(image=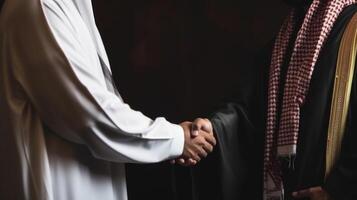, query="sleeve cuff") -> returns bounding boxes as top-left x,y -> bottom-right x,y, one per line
168,123 -> 185,159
